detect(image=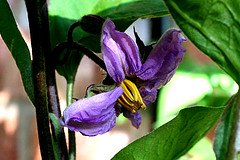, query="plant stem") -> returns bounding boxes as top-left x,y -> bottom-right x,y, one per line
67,81 -> 76,160
72,42 -> 106,71
24,0 -> 54,159
39,3 -> 69,159
67,21 -> 80,43
47,63 -> 69,160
